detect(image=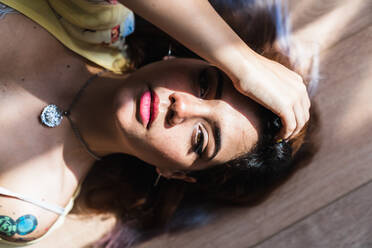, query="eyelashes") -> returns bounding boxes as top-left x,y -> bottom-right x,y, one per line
191,66 -> 217,158
191,68 -> 211,157
193,125 -> 204,157
198,67 -> 212,99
